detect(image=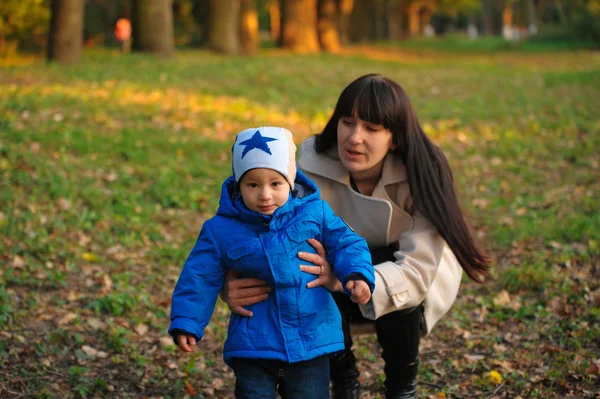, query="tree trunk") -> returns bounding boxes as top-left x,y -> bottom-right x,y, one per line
372,0 -> 386,40
104,0 -> 118,46
388,0 -> 404,40
482,0 -> 496,36
240,0 -> 259,54
318,0 -> 340,52
280,0 -> 320,53
208,0 -> 241,54
47,0 -> 85,64
133,0 -> 174,57
268,0 -> 281,43
348,0 -> 370,42
338,0 -> 354,45
525,0 -> 537,34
